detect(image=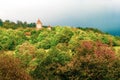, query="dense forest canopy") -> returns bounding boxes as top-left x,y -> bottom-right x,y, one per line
0,19 -> 120,80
